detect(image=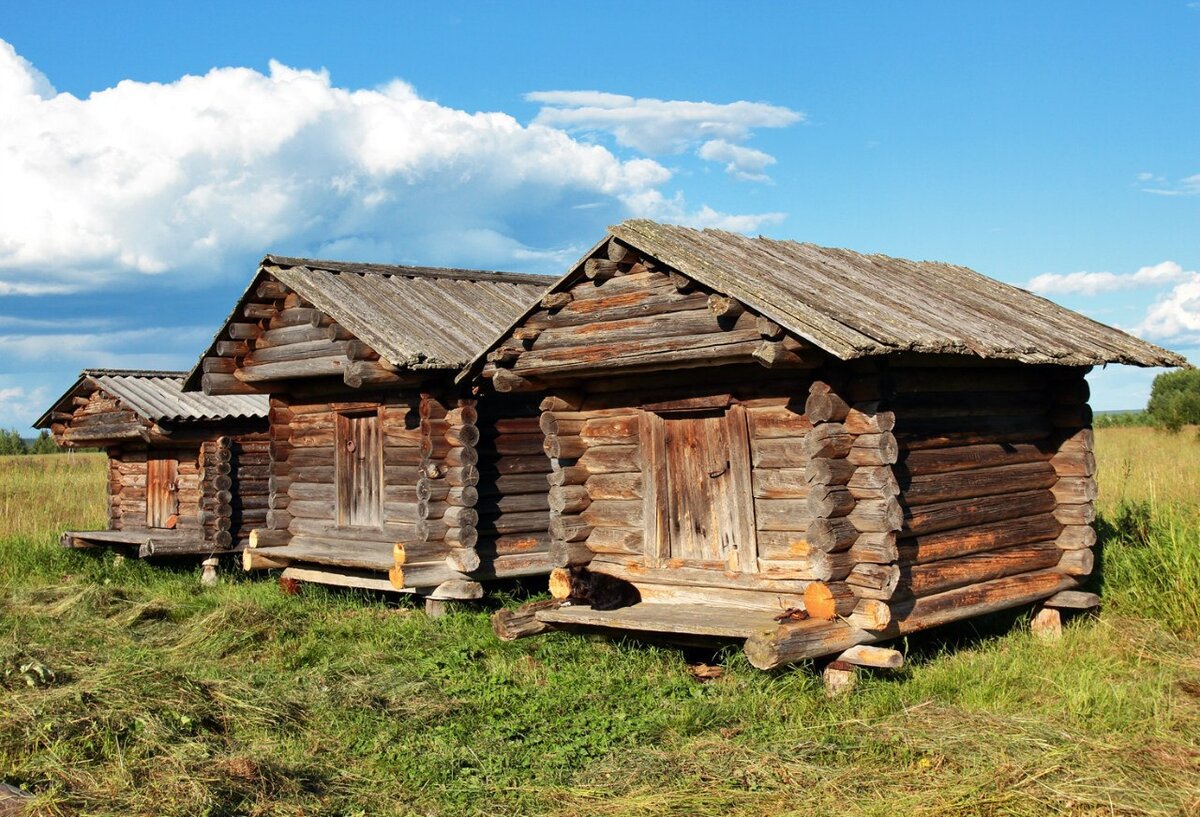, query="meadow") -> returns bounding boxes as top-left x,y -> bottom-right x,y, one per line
1,429 -> 1198,816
